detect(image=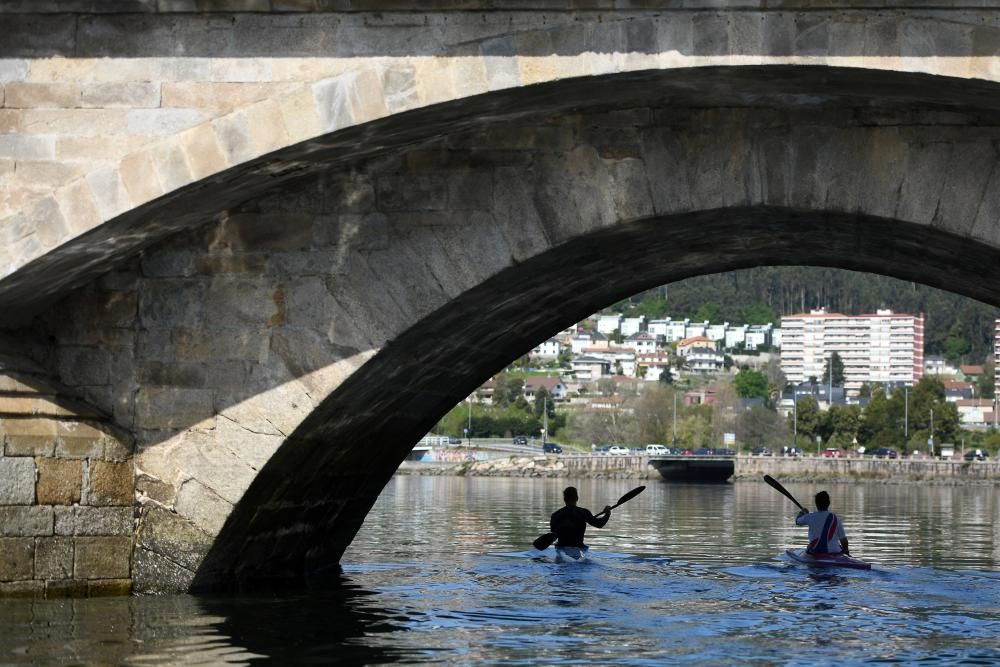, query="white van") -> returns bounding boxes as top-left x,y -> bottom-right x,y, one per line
645,444 -> 669,456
